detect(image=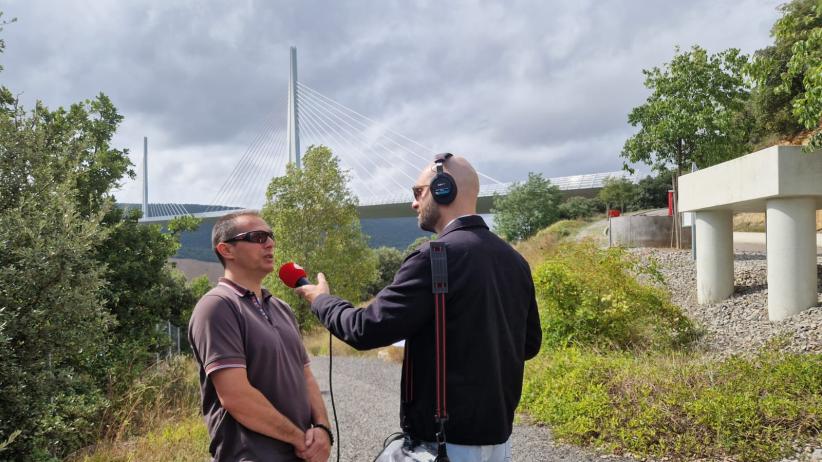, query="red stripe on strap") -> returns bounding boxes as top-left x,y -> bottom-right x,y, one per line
435,292 -> 441,416
441,293 -> 447,415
